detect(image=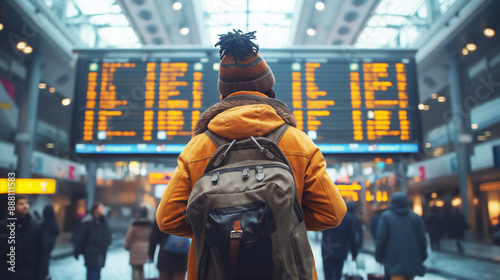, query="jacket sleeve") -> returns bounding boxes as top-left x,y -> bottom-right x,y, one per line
156,151 -> 193,237
302,142 -> 347,231
375,215 -> 388,262
124,225 -> 134,251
